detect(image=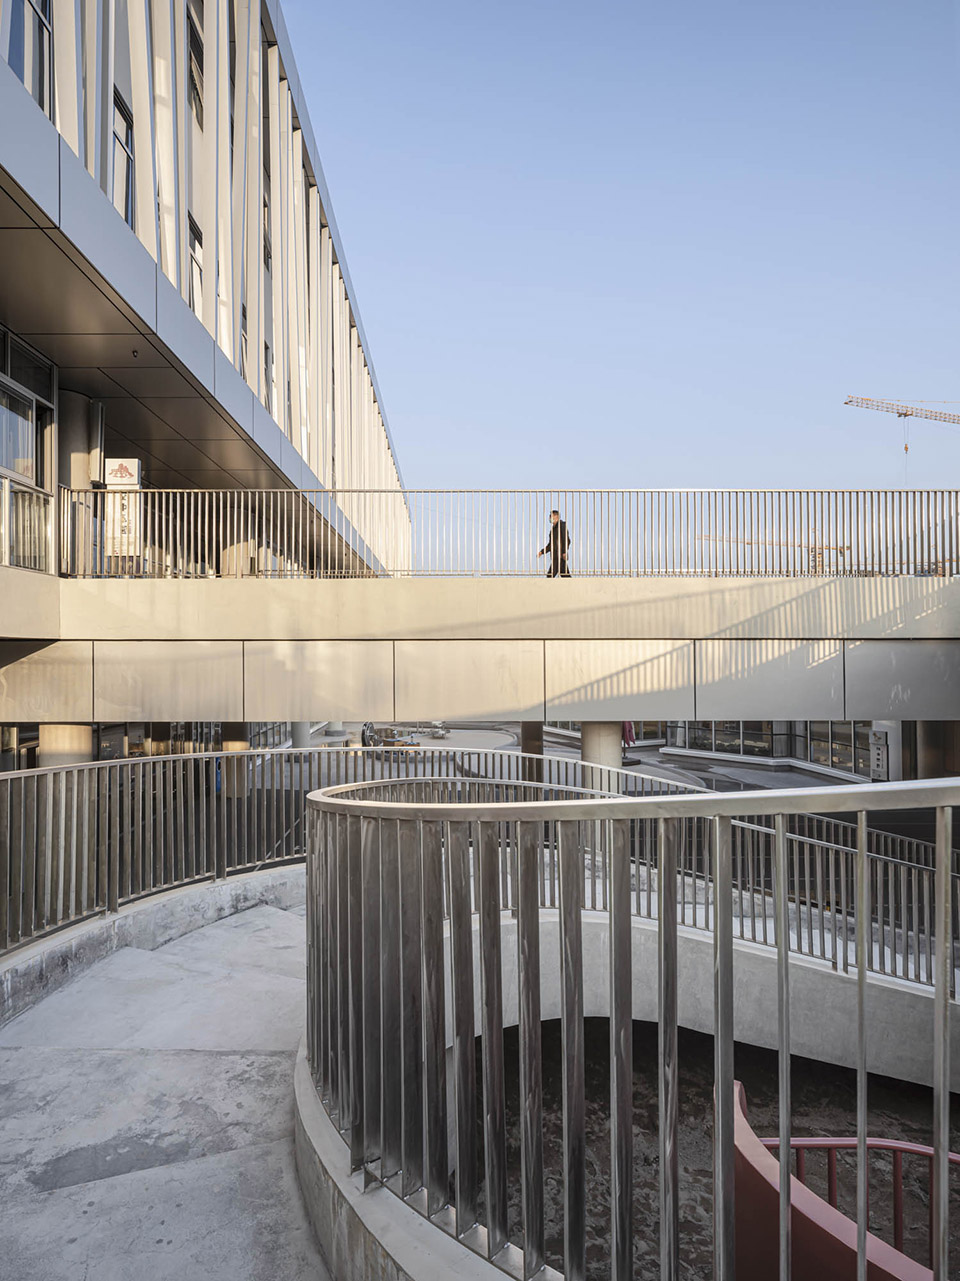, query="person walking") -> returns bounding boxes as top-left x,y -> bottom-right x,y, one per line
538,509 -> 571,577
